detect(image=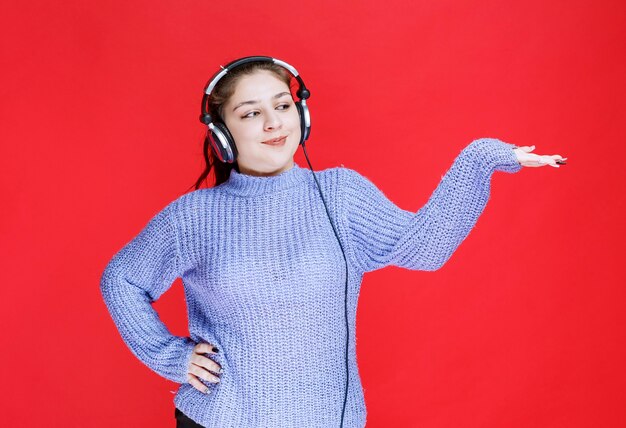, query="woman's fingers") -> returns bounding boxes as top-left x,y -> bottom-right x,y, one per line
191,342 -> 223,374
187,373 -> 212,394
189,363 -> 221,384
190,352 -> 223,374
194,342 -> 219,355
186,342 -> 223,394
539,154 -> 568,168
